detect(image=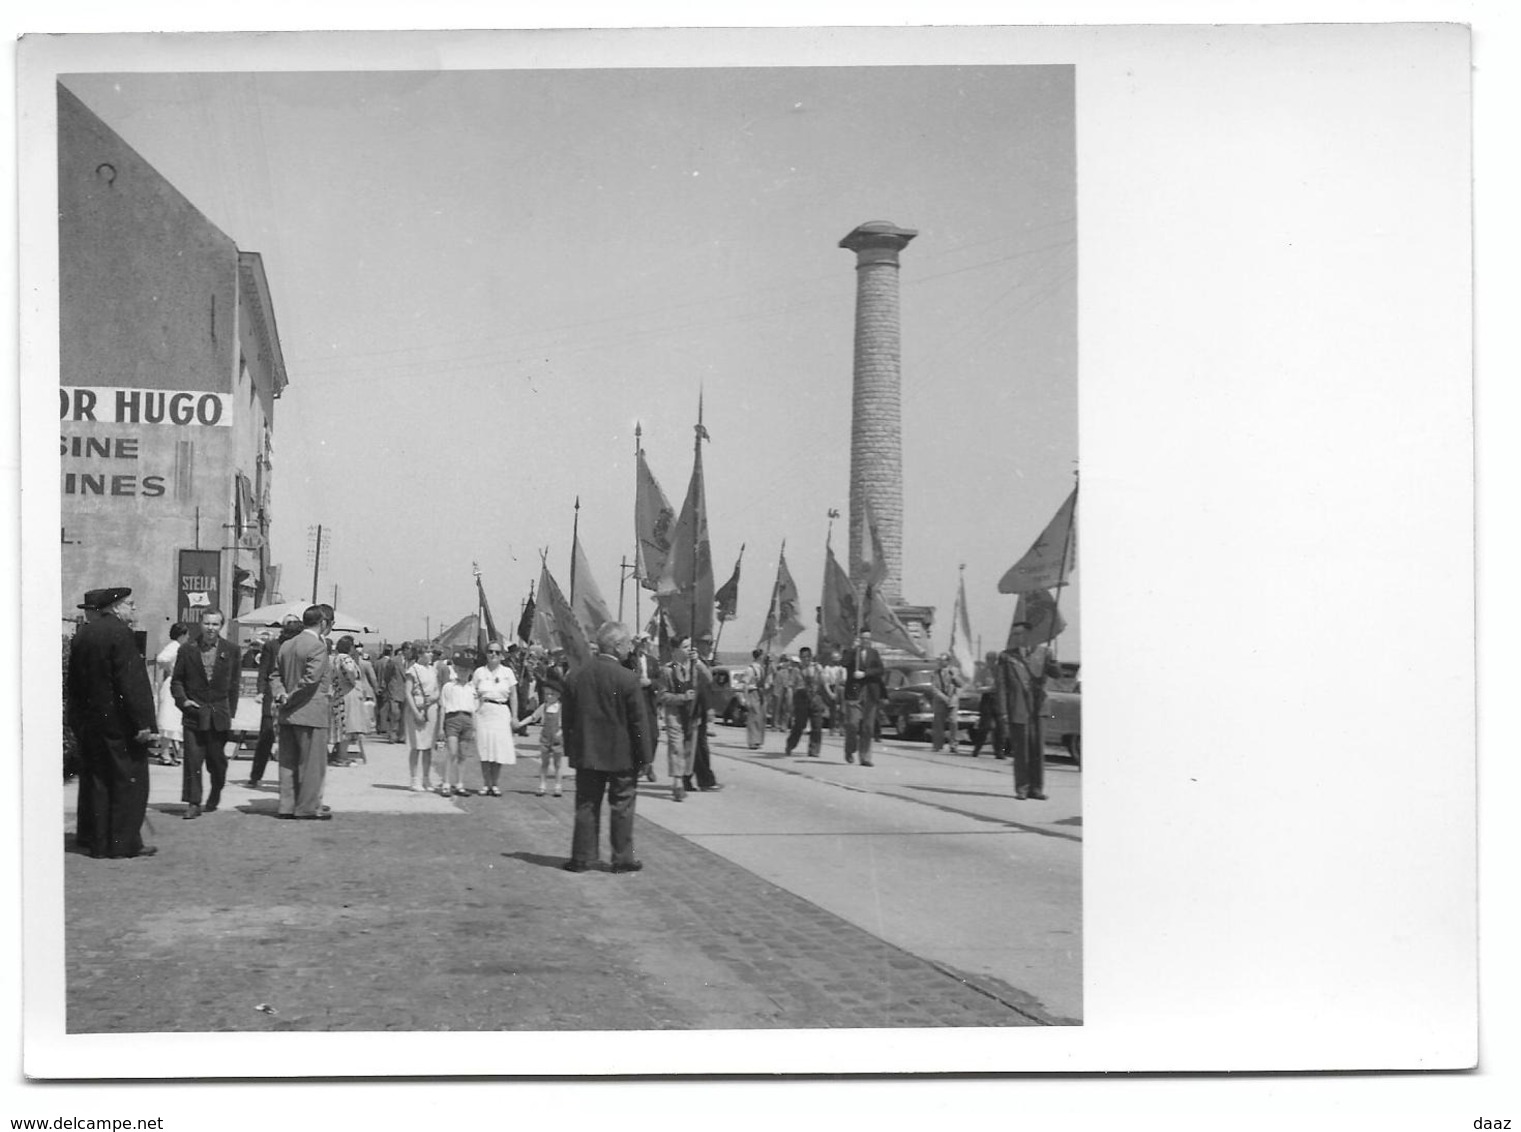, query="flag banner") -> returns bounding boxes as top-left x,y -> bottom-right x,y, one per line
538,564 -> 592,665
516,585 -> 536,645
635,449 -> 677,591
867,587 -> 928,657
760,548 -> 806,651
476,570 -> 503,654
1008,587 -> 1067,648
857,494 -> 890,592
715,545 -> 743,623
655,441 -> 715,642
570,533 -> 615,639
998,486 -> 1078,593
949,573 -> 977,676
818,544 -> 858,654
